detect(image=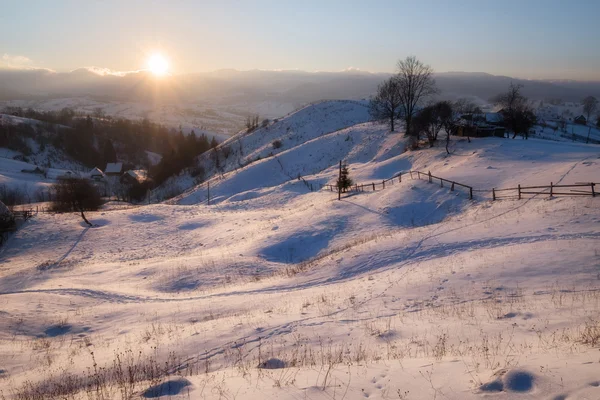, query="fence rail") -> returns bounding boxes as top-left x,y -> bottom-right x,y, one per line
324,169 -> 597,203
